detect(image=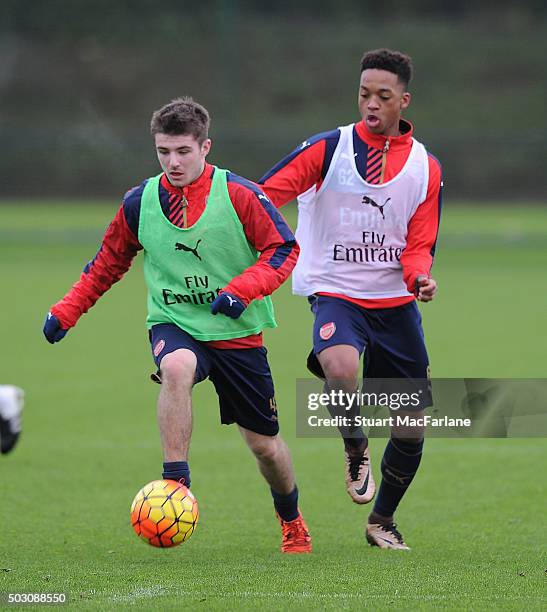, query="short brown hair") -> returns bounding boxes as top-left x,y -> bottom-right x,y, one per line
150,97 -> 210,142
360,49 -> 413,88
